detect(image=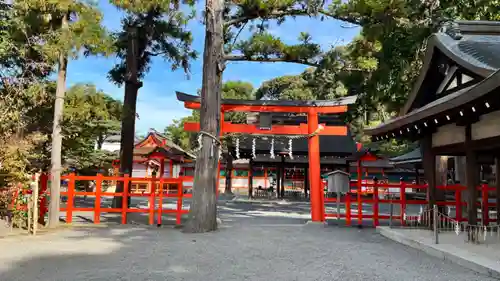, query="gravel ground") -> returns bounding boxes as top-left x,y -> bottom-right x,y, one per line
0,203 -> 494,281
